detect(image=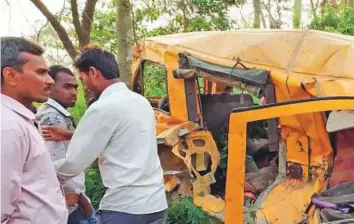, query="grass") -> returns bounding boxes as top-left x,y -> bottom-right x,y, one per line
86,166 -> 217,224
166,197 -> 214,224
85,165 -> 106,209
